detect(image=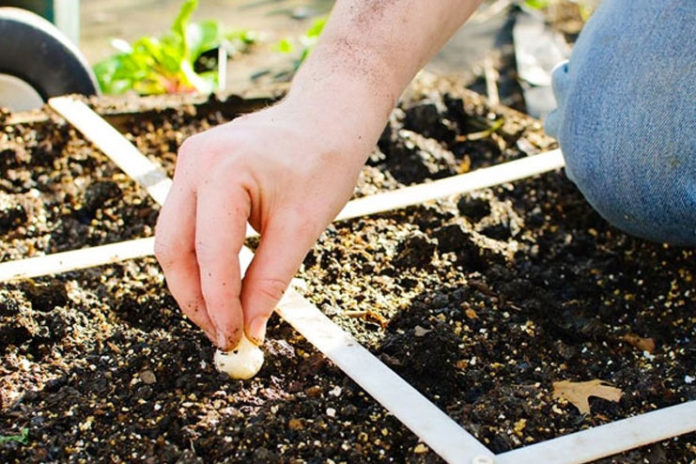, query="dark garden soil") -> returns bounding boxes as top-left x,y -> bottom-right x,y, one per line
0,80 -> 694,463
